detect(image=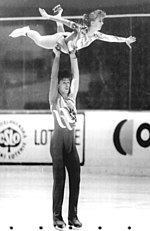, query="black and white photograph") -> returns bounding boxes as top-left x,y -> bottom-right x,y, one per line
0,0 -> 150,230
